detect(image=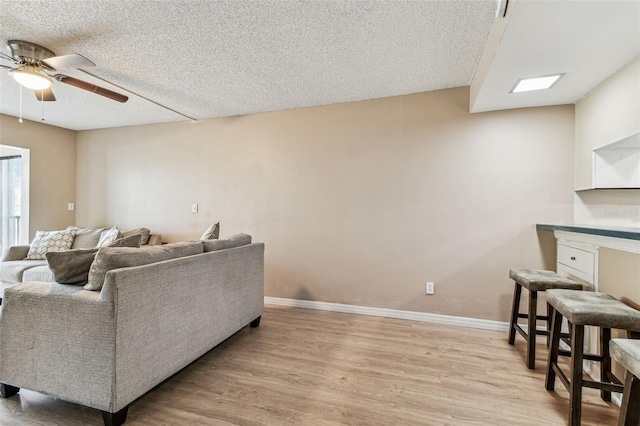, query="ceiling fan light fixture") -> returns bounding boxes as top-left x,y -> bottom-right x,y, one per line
10,66 -> 53,90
